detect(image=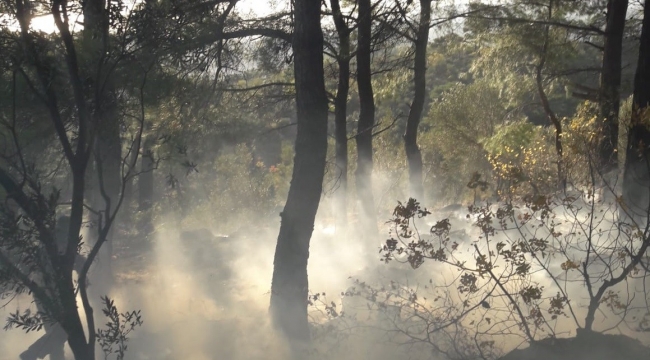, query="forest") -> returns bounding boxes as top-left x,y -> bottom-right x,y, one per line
0,0 -> 650,359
